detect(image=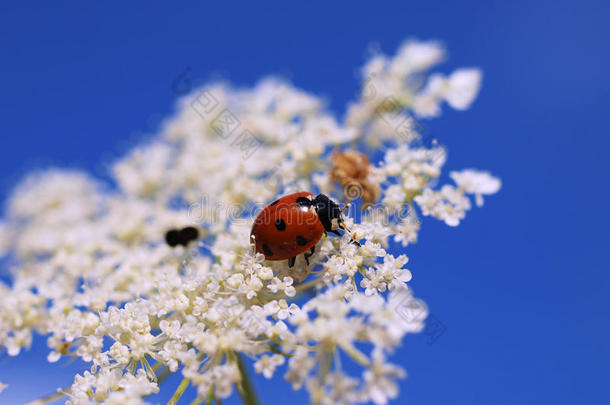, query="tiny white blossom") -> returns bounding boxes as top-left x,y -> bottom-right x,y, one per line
391,40 -> 445,75
451,169 -> 502,206
254,354 -> 285,378
267,276 -> 296,297
362,349 -> 405,405
445,68 -> 483,110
